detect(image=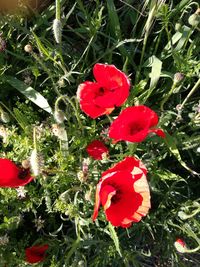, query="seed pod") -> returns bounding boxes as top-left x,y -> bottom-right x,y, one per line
53,19 -> 62,44
24,44 -> 33,53
22,159 -> 30,169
